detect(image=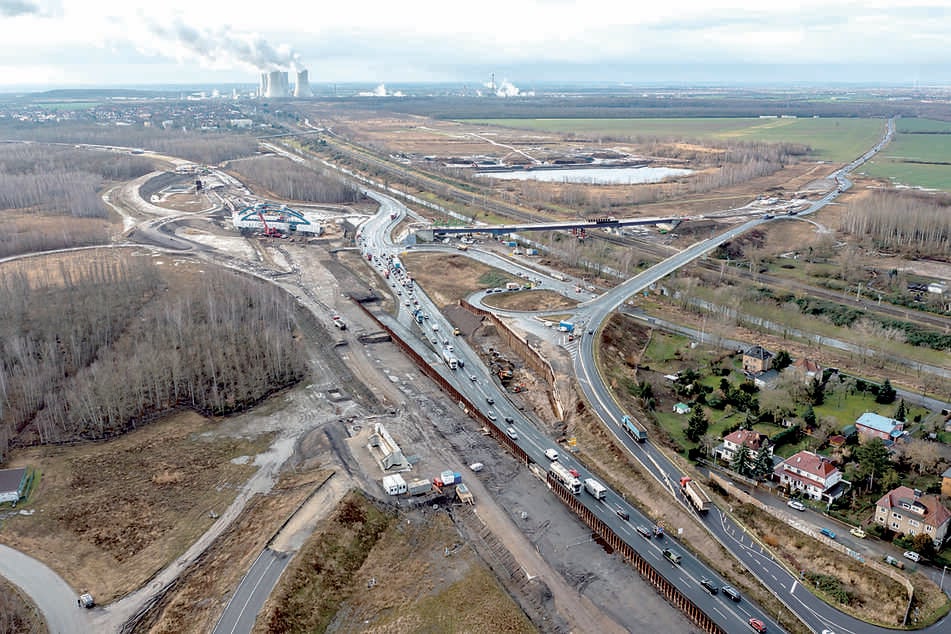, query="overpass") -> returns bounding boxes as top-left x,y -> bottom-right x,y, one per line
429,215 -> 690,237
